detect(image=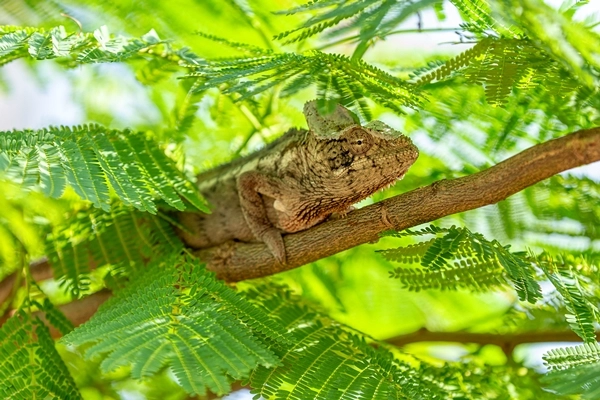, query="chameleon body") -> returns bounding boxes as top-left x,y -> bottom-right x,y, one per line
177,101 -> 419,263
